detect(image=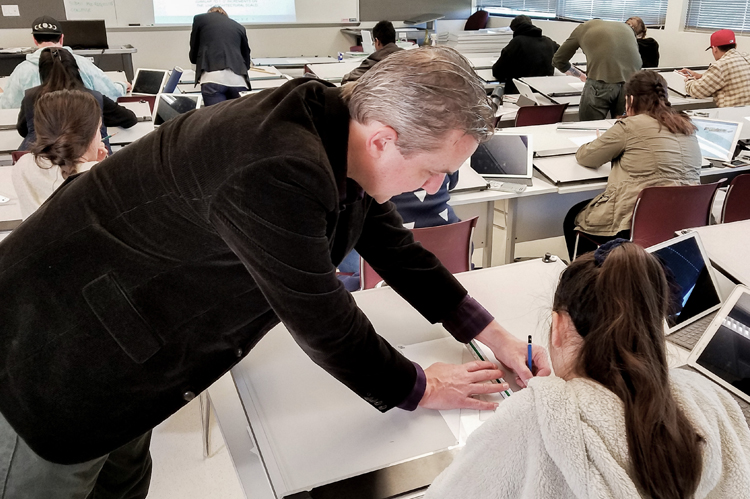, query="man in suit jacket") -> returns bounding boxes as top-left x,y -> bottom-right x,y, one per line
0,47 -> 550,497
189,6 -> 251,105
